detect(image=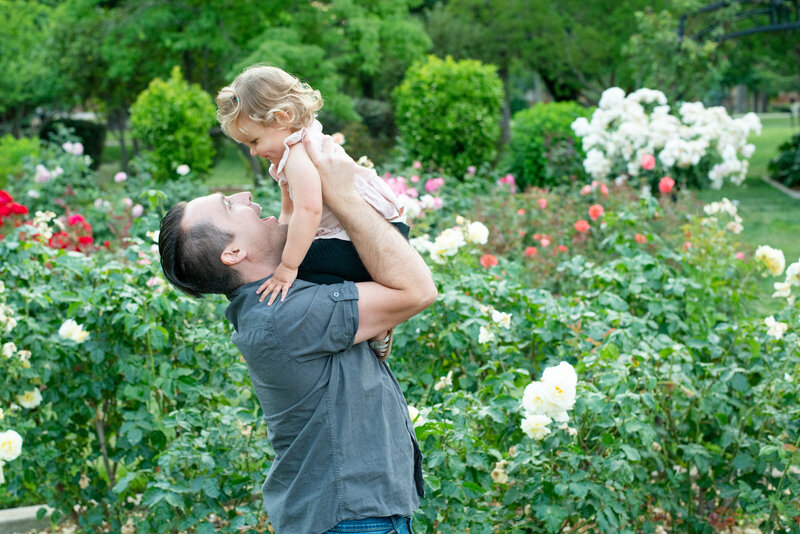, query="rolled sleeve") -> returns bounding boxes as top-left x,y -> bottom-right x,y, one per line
273,281 -> 359,362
